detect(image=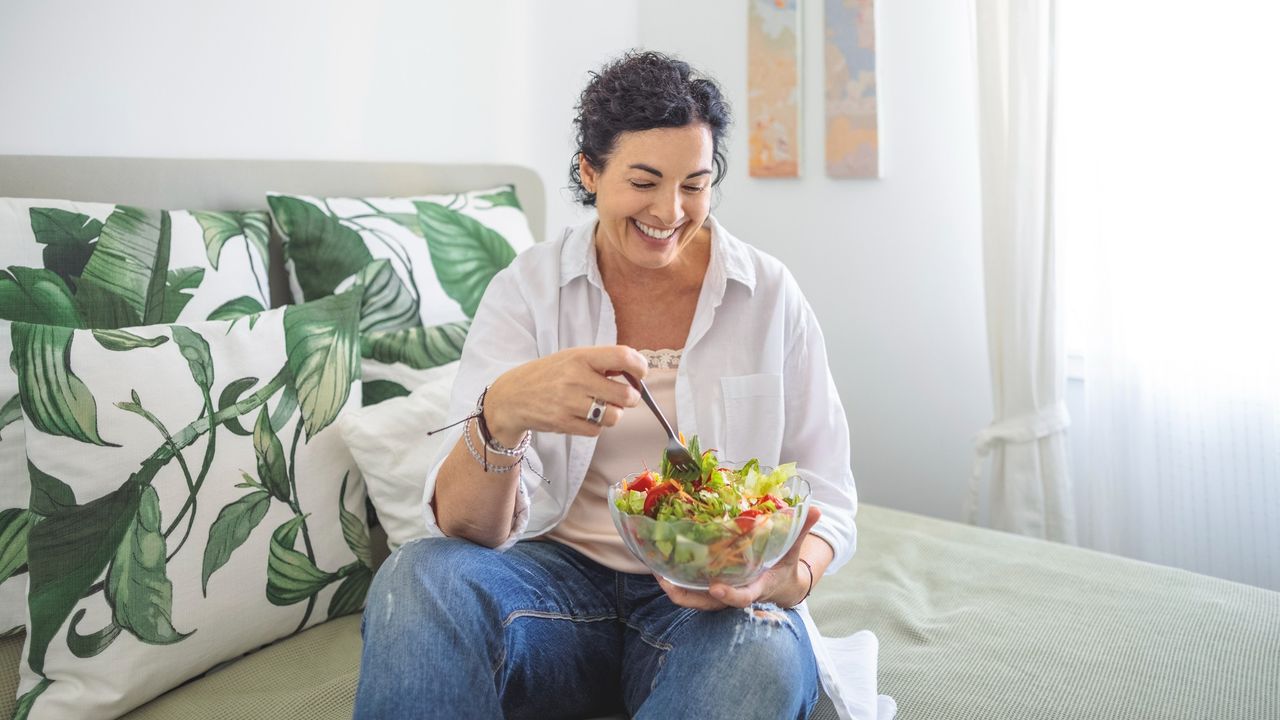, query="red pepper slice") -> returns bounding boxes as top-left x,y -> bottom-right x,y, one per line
734,508 -> 764,533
